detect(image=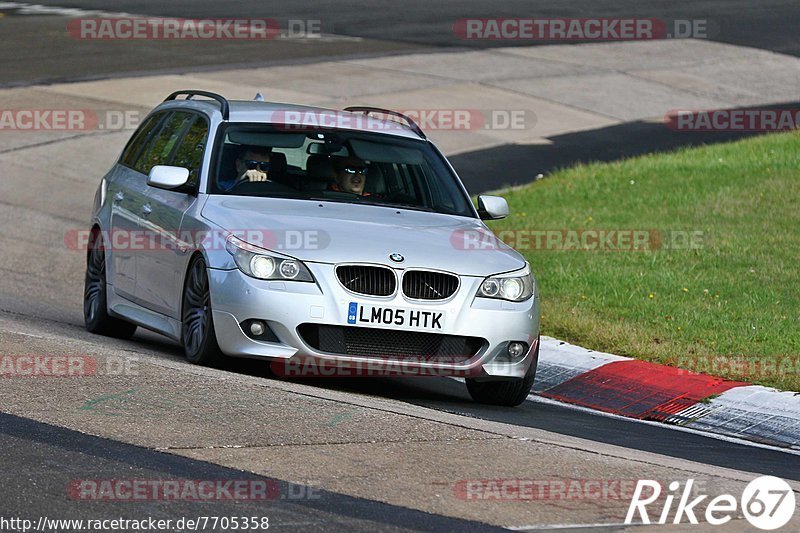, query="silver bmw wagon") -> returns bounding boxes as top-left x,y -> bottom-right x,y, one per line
84,90 -> 540,406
